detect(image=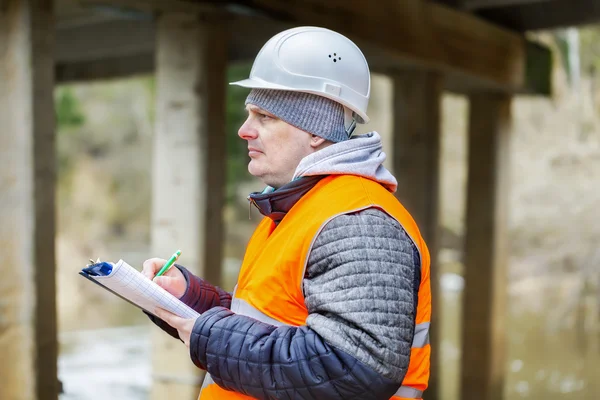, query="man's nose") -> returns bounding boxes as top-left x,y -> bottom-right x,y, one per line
238,119 -> 258,140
